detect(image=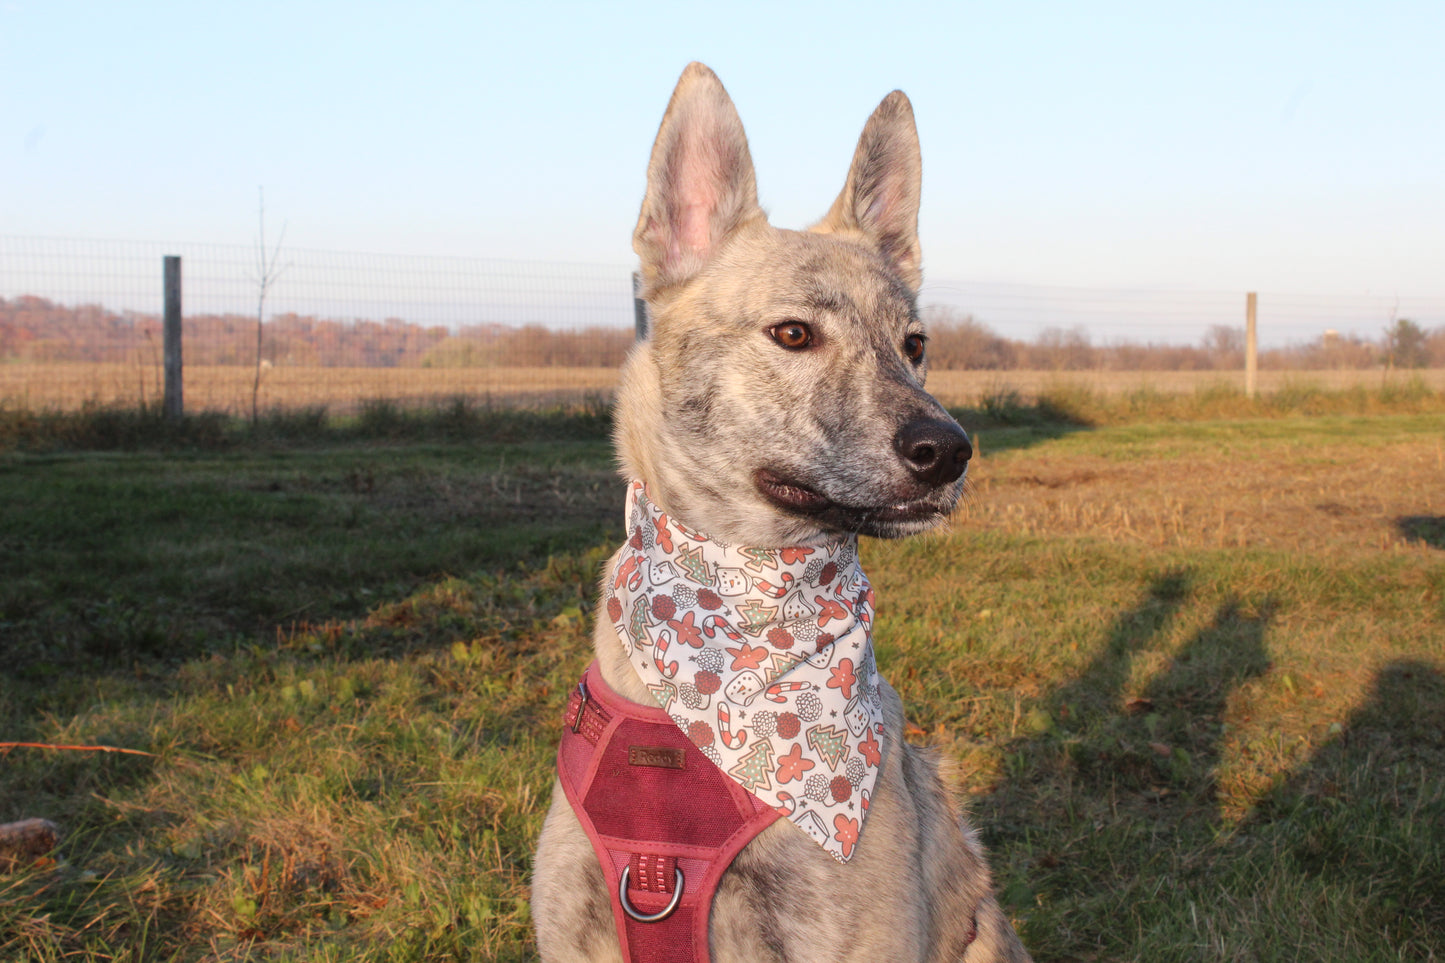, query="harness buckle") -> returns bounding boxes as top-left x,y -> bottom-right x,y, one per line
571,679 -> 590,734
